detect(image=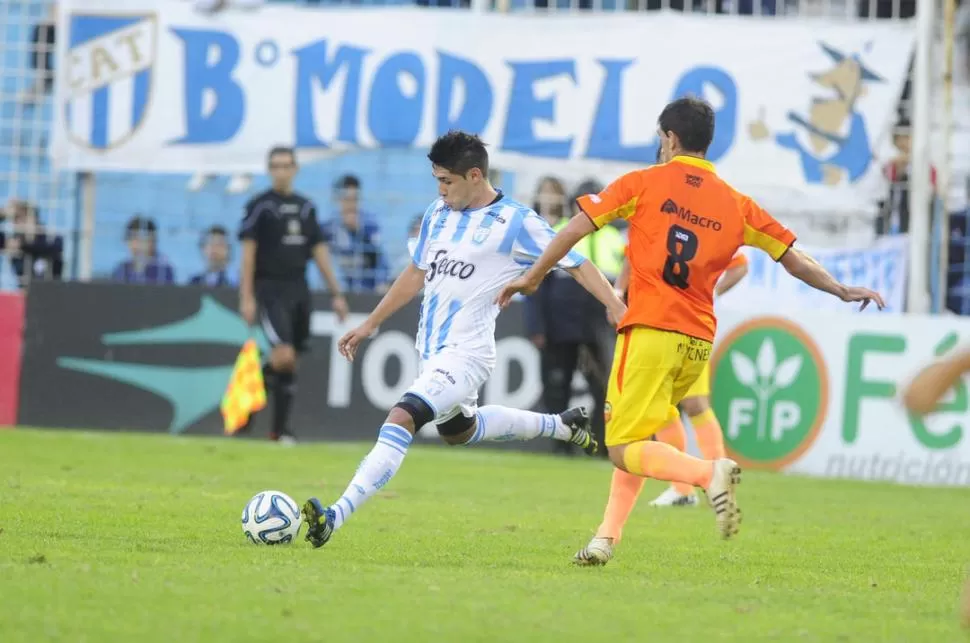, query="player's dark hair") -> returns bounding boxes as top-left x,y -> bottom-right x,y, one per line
267,145 -> 296,165
335,174 -> 360,191
428,130 -> 489,177
657,97 -> 715,155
